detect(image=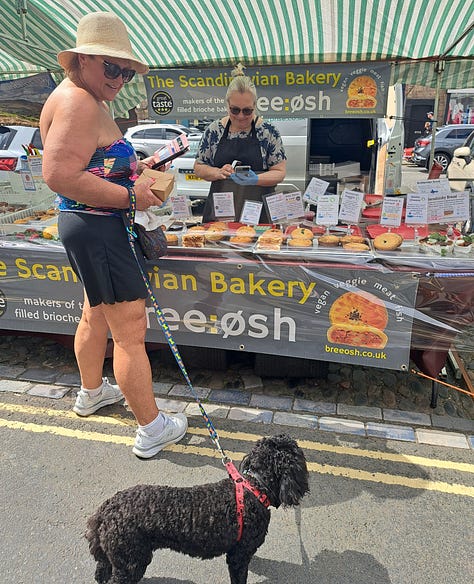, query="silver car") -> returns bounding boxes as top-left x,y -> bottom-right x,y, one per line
124,123 -> 202,160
